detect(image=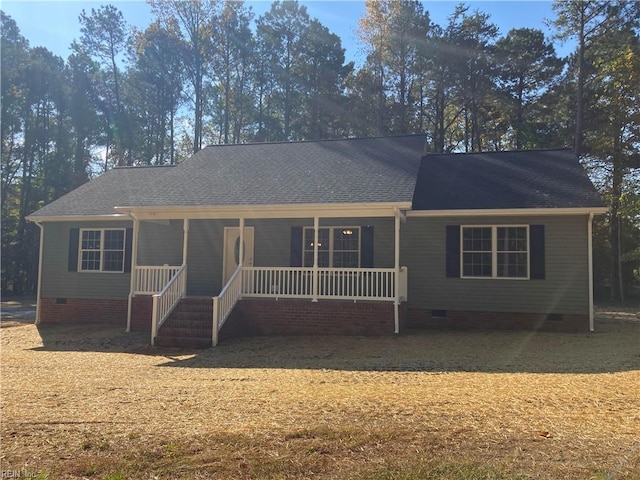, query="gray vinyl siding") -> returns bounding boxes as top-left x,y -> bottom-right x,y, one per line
258,217 -> 396,267
401,215 -> 590,315
185,217 -> 396,296
137,220 -> 184,265
250,217 -> 395,268
186,219 -> 234,296
40,221 -> 133,299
